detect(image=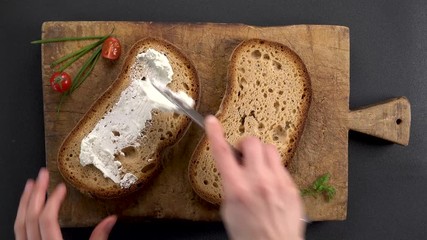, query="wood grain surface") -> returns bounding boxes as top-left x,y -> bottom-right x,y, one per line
40,21 -> 410,227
